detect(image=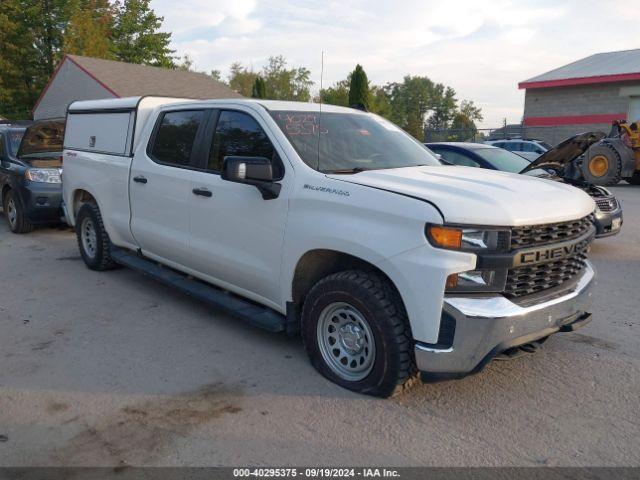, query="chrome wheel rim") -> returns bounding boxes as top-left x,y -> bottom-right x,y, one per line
6,198 -> 17,228
81,217 -> 98,259
317,302 -> 376,381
